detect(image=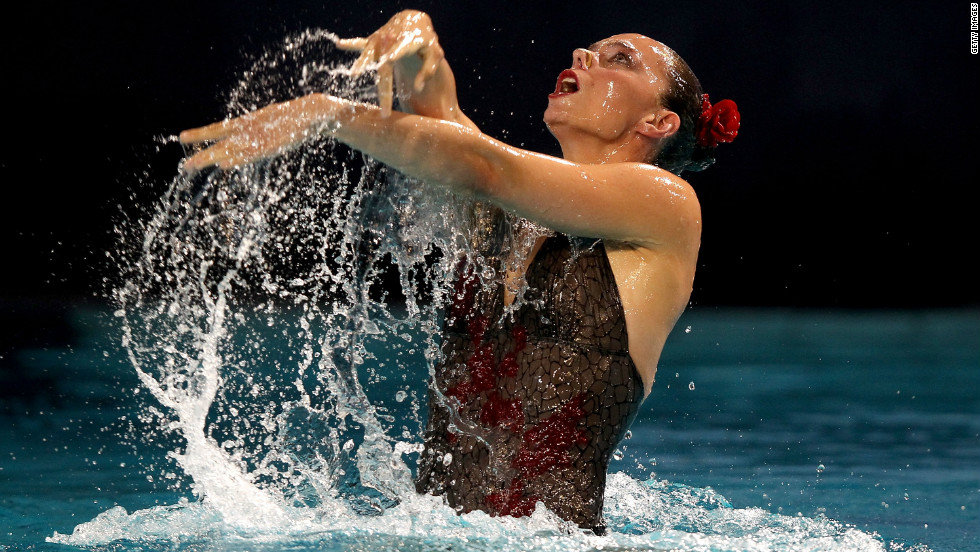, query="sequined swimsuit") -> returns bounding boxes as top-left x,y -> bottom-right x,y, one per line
416,234 -> 643,531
